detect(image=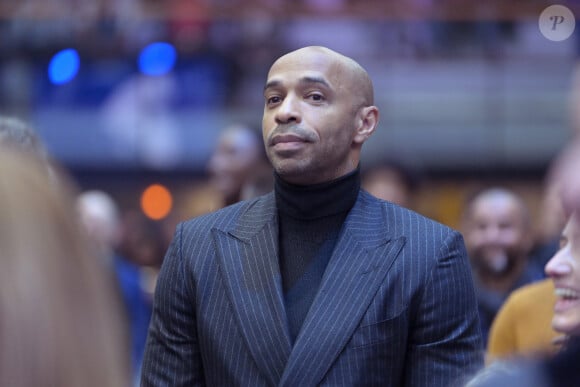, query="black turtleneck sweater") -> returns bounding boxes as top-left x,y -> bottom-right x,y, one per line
275,168 -> 360,342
